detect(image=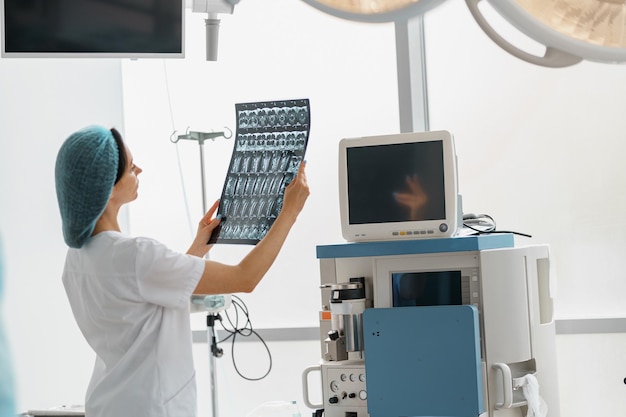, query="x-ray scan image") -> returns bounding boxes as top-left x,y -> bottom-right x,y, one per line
210,98 -> 310,244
